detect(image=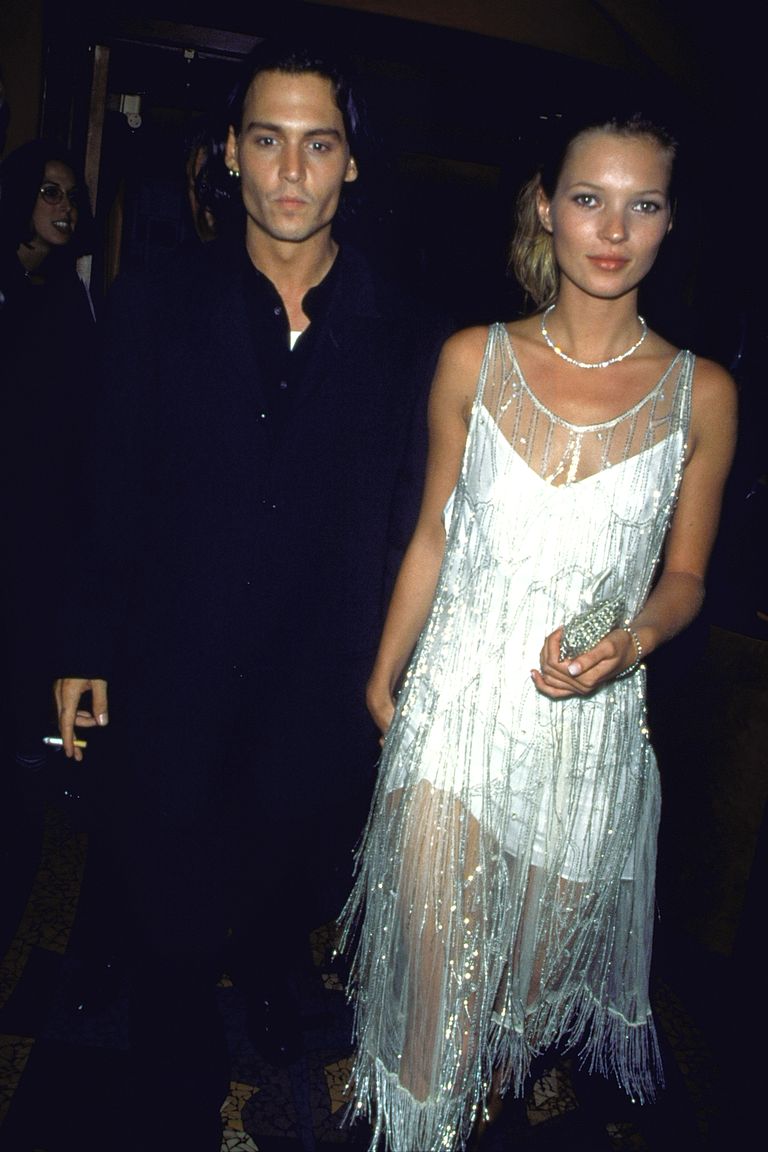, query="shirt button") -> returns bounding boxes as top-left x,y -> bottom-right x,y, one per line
279,380 -> 288,390
273,306 -> 282,316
